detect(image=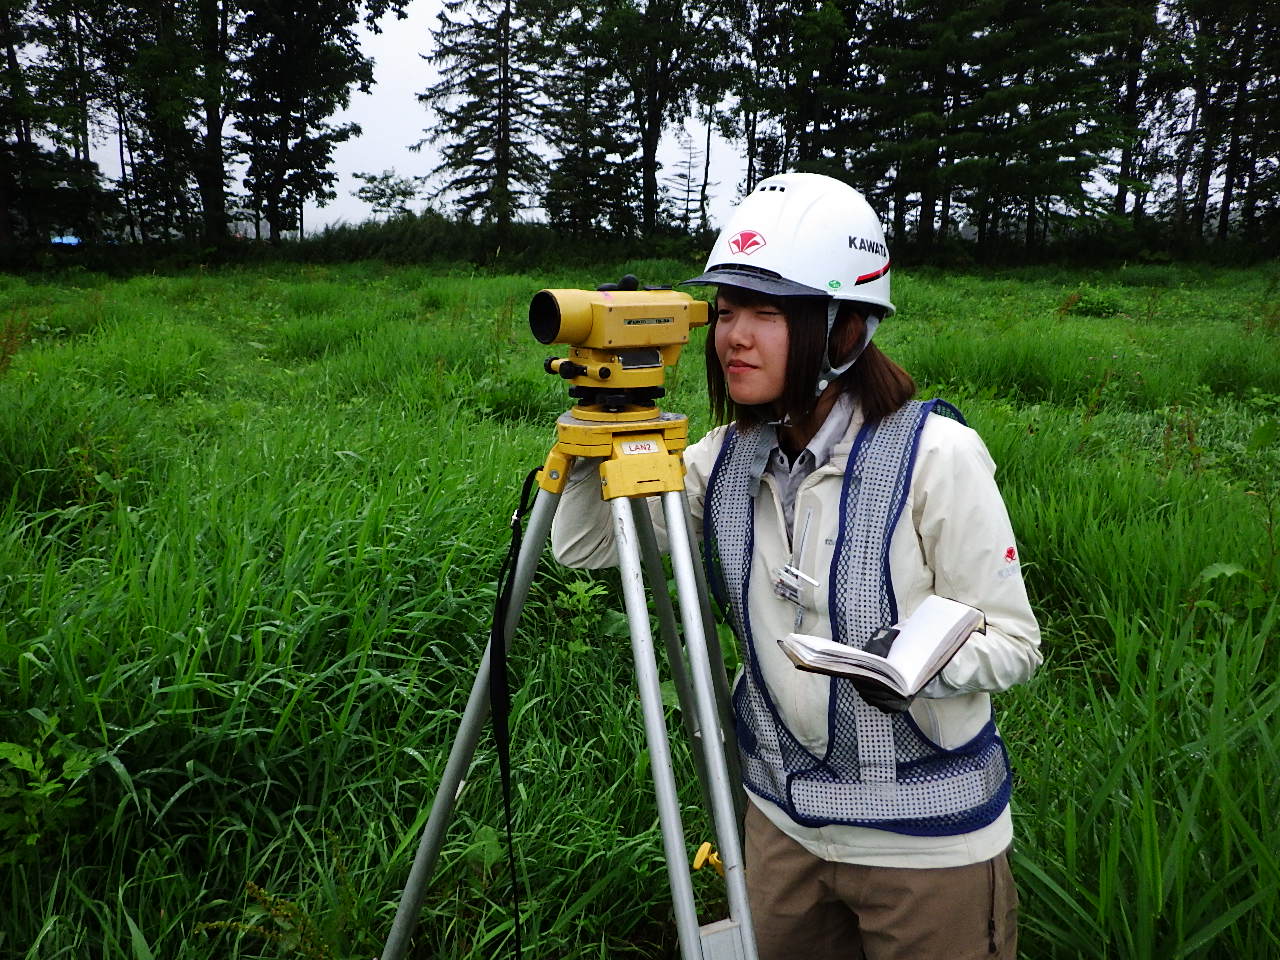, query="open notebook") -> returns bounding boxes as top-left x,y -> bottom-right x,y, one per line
778,595 -> 985,697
